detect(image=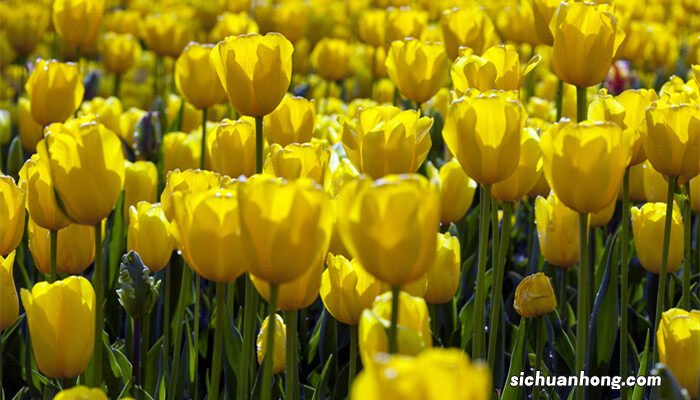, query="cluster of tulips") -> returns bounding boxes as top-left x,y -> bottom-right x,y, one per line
0,0 -> 700,399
